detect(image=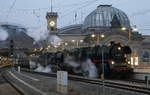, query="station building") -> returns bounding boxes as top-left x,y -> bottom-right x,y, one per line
47,5 -> 150,66
0,5 -> 149,66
